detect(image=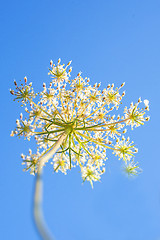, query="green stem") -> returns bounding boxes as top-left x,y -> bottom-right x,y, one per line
34,132 -> 67,240
74,118 -> 129,131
